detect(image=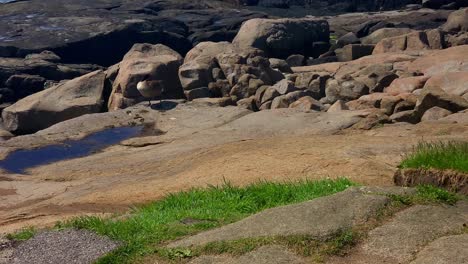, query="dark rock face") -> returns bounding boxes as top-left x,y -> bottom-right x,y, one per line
0,0 -> 266,66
